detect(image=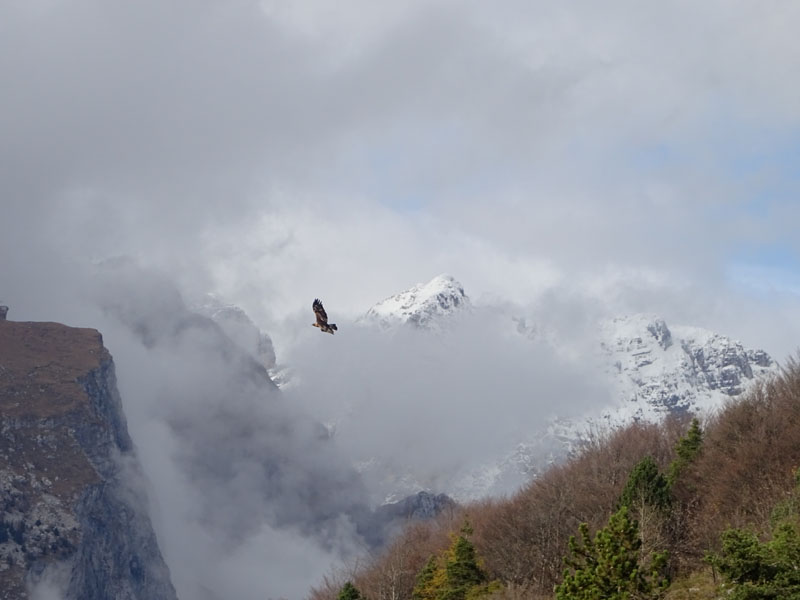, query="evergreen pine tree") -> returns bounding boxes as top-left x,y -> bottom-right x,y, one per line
412,521 -> 496,600
413,556 -> 443,600
620,456 -> 671,511
556,506 -> 668,600
710,520 -> 800,599
667,418 -> 703,486
337,581 -> 362,600
617,457 -> 671,579
441,523 -> 487,600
